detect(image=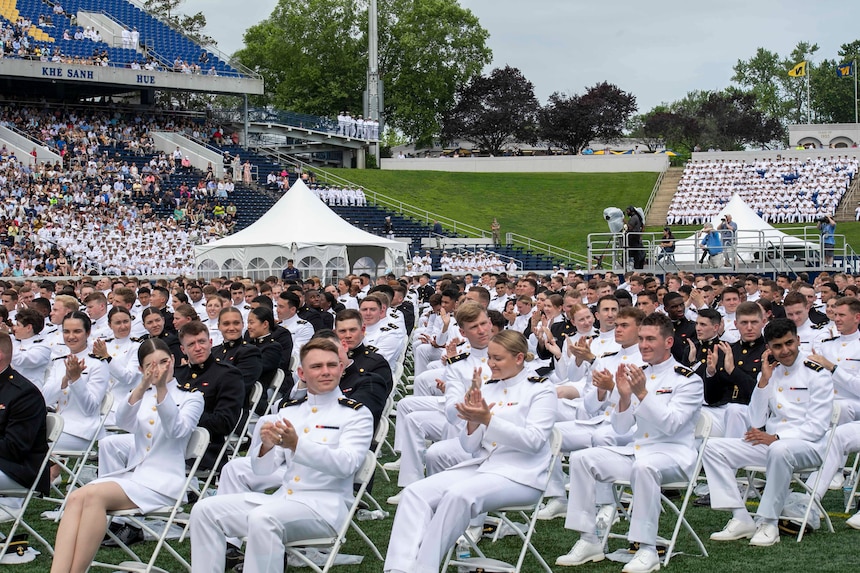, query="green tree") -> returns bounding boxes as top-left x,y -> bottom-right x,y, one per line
811,41 -> 860,123
235,0 -> 491,145
143,0 -> 214,45
441,66 -> 539,155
